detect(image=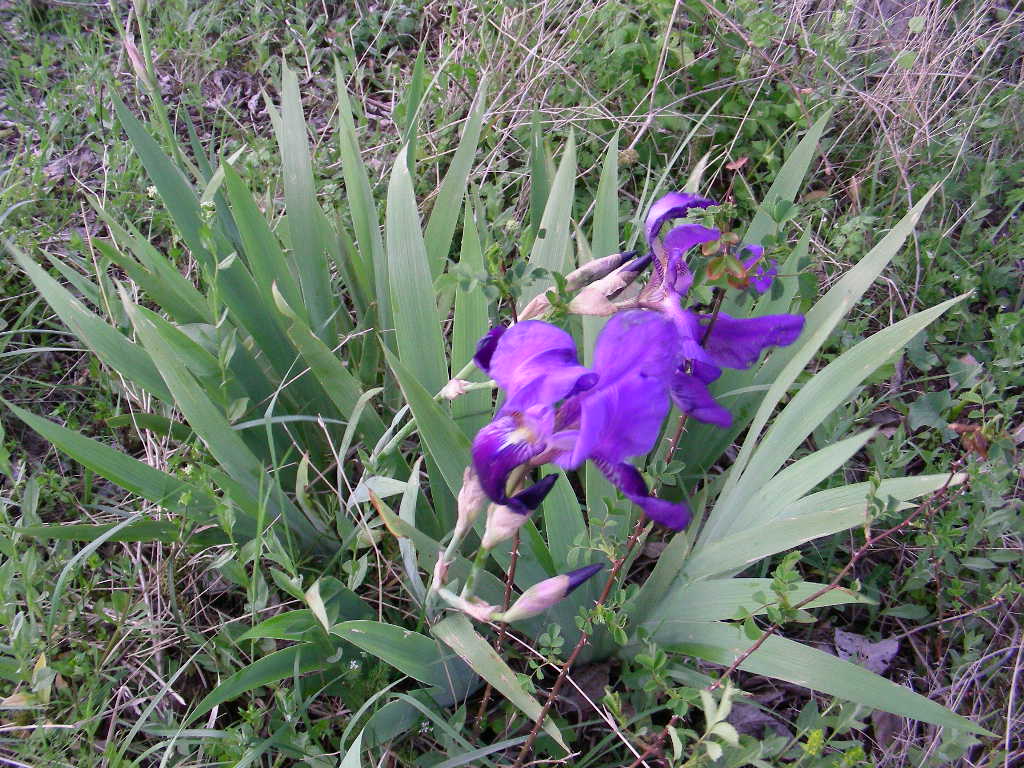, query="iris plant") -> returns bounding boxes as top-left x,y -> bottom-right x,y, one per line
433,191 -> 806,623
